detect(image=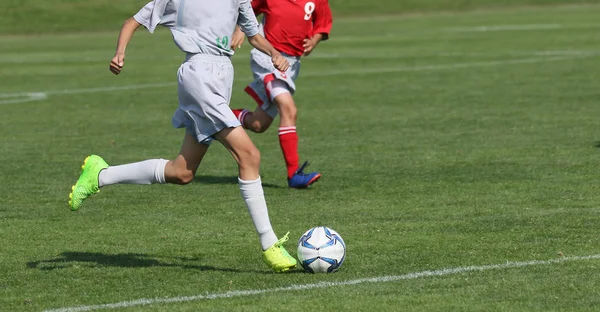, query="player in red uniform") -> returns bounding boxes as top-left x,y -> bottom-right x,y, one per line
231,0 -> 333,189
